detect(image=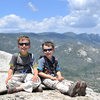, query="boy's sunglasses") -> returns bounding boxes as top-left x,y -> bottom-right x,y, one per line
43,48 -> 53,52
18,43 -> 30,46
